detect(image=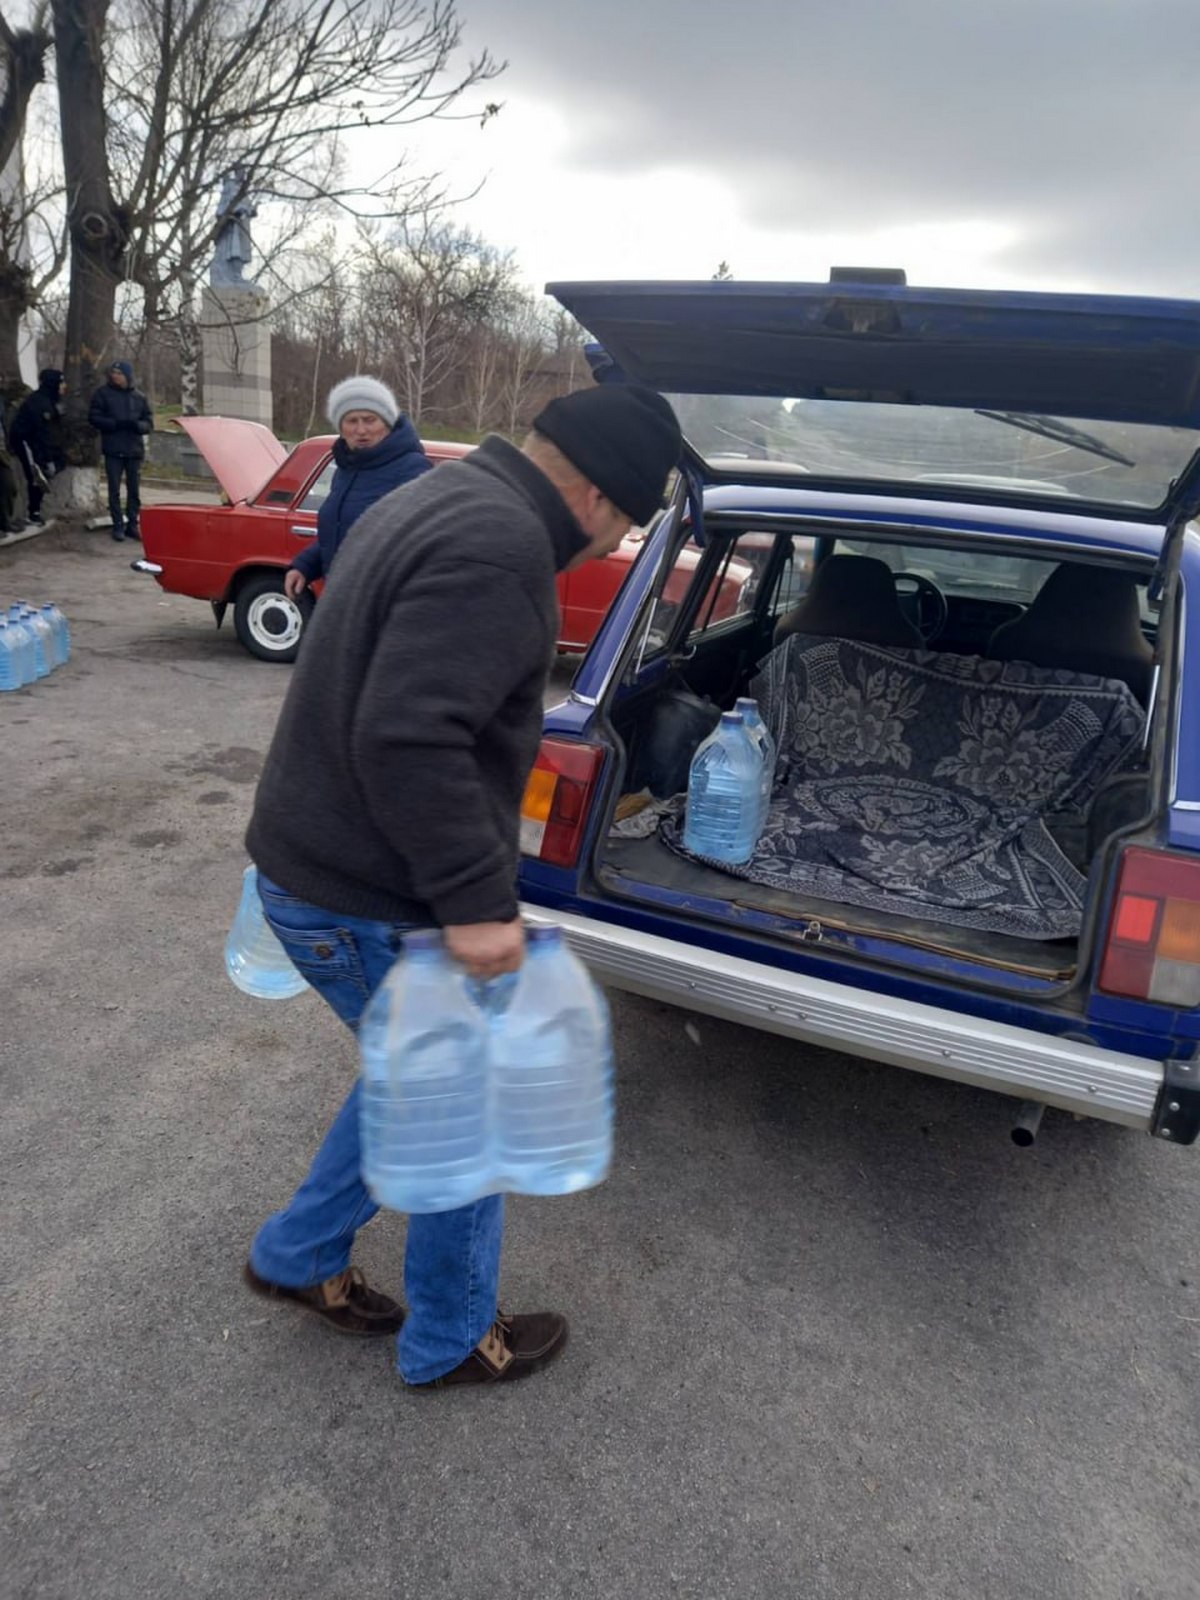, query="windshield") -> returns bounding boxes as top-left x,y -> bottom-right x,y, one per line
668,393 -> 1198,512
